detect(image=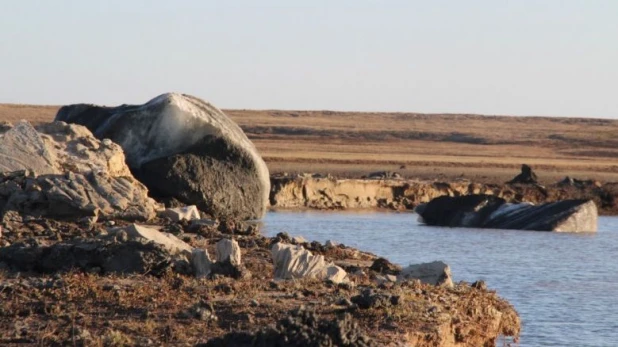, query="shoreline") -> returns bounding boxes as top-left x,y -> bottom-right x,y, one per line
269,175 -> 618,216
0,216 -> 521,346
